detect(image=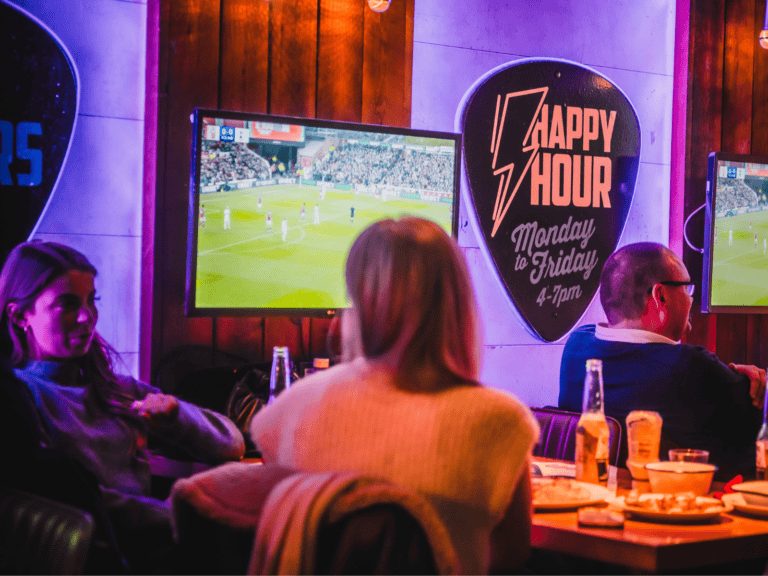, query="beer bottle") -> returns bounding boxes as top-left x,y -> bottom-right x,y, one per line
268,346 -> 291,405
576,359 -> 610,485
